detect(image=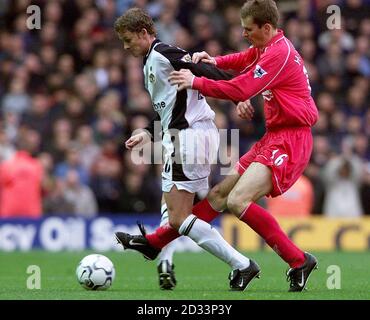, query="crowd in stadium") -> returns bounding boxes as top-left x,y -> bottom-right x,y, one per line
0,0 -> 369,217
